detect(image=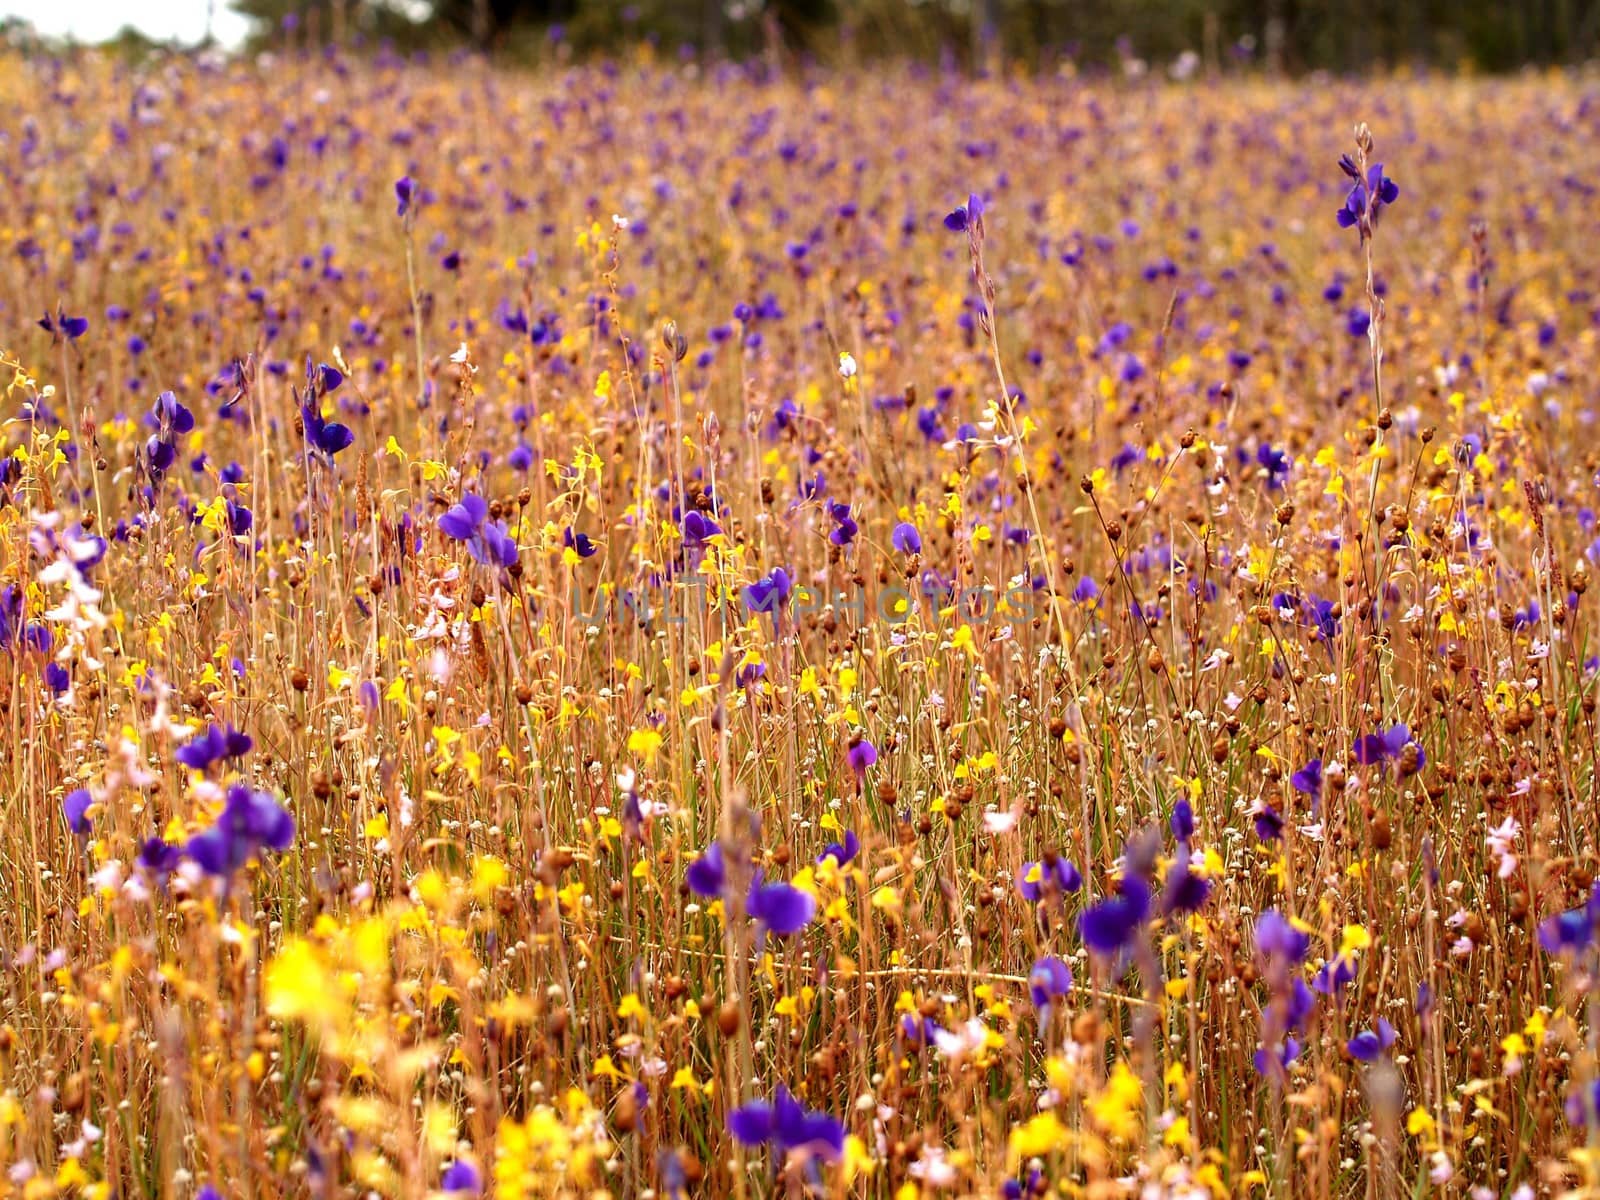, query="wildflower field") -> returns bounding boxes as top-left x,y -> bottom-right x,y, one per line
2,45 -> 1600,1200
